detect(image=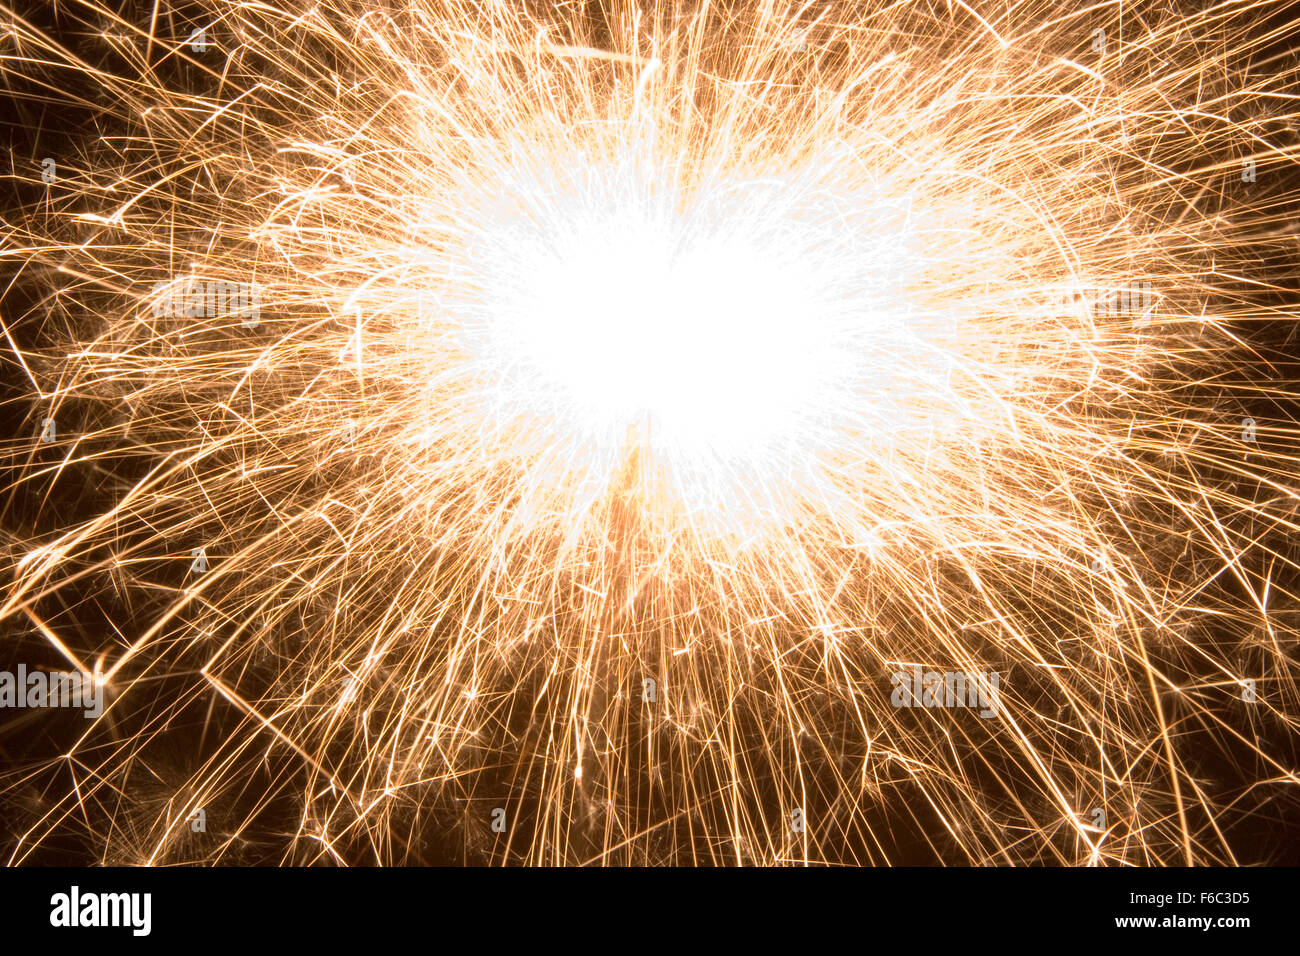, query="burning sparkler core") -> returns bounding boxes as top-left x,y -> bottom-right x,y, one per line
483,201 -> 837,459
412,123 -> 1090,548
